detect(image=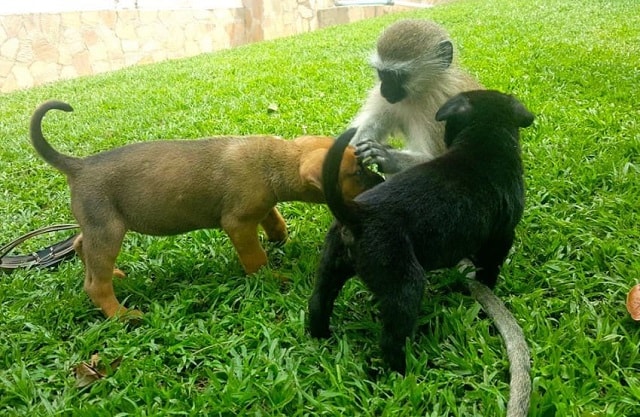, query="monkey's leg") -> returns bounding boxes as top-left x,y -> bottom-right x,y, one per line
308,225 -> 354,339
474,231 -> 515,289
260,207 -> 288,243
